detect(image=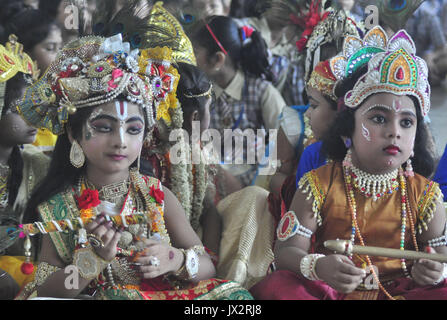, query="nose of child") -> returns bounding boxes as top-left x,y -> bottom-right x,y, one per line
112,132 -> 127,149
387,122 -> 401,139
